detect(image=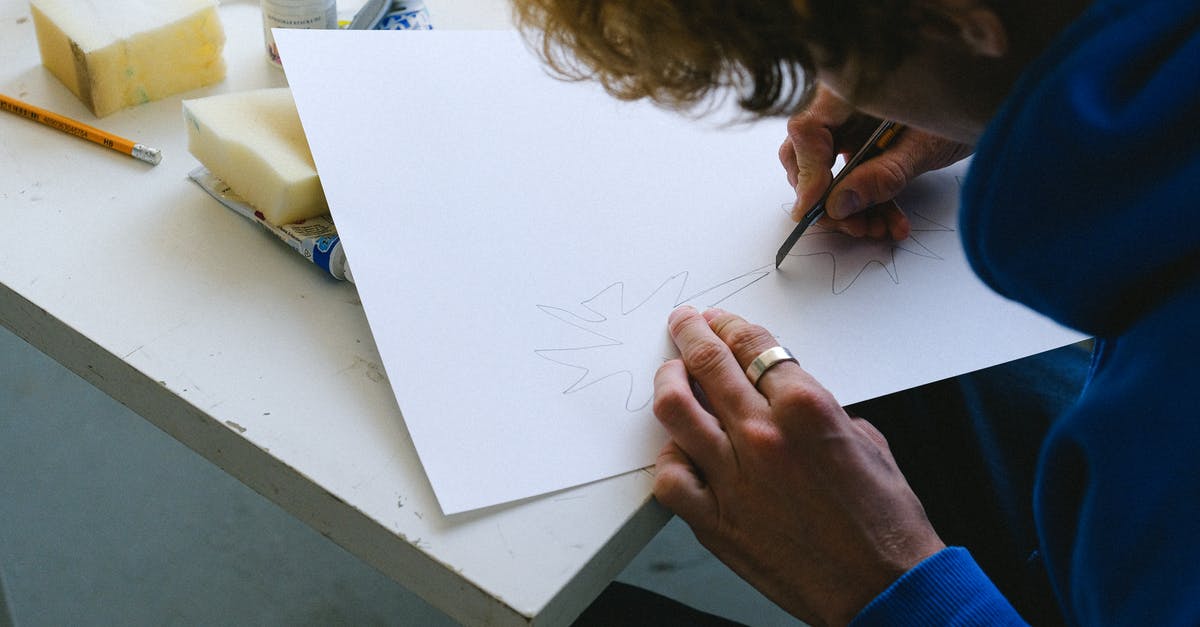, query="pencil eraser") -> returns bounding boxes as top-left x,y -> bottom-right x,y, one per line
183,88 -> 328,226
29,0 -> 226,118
